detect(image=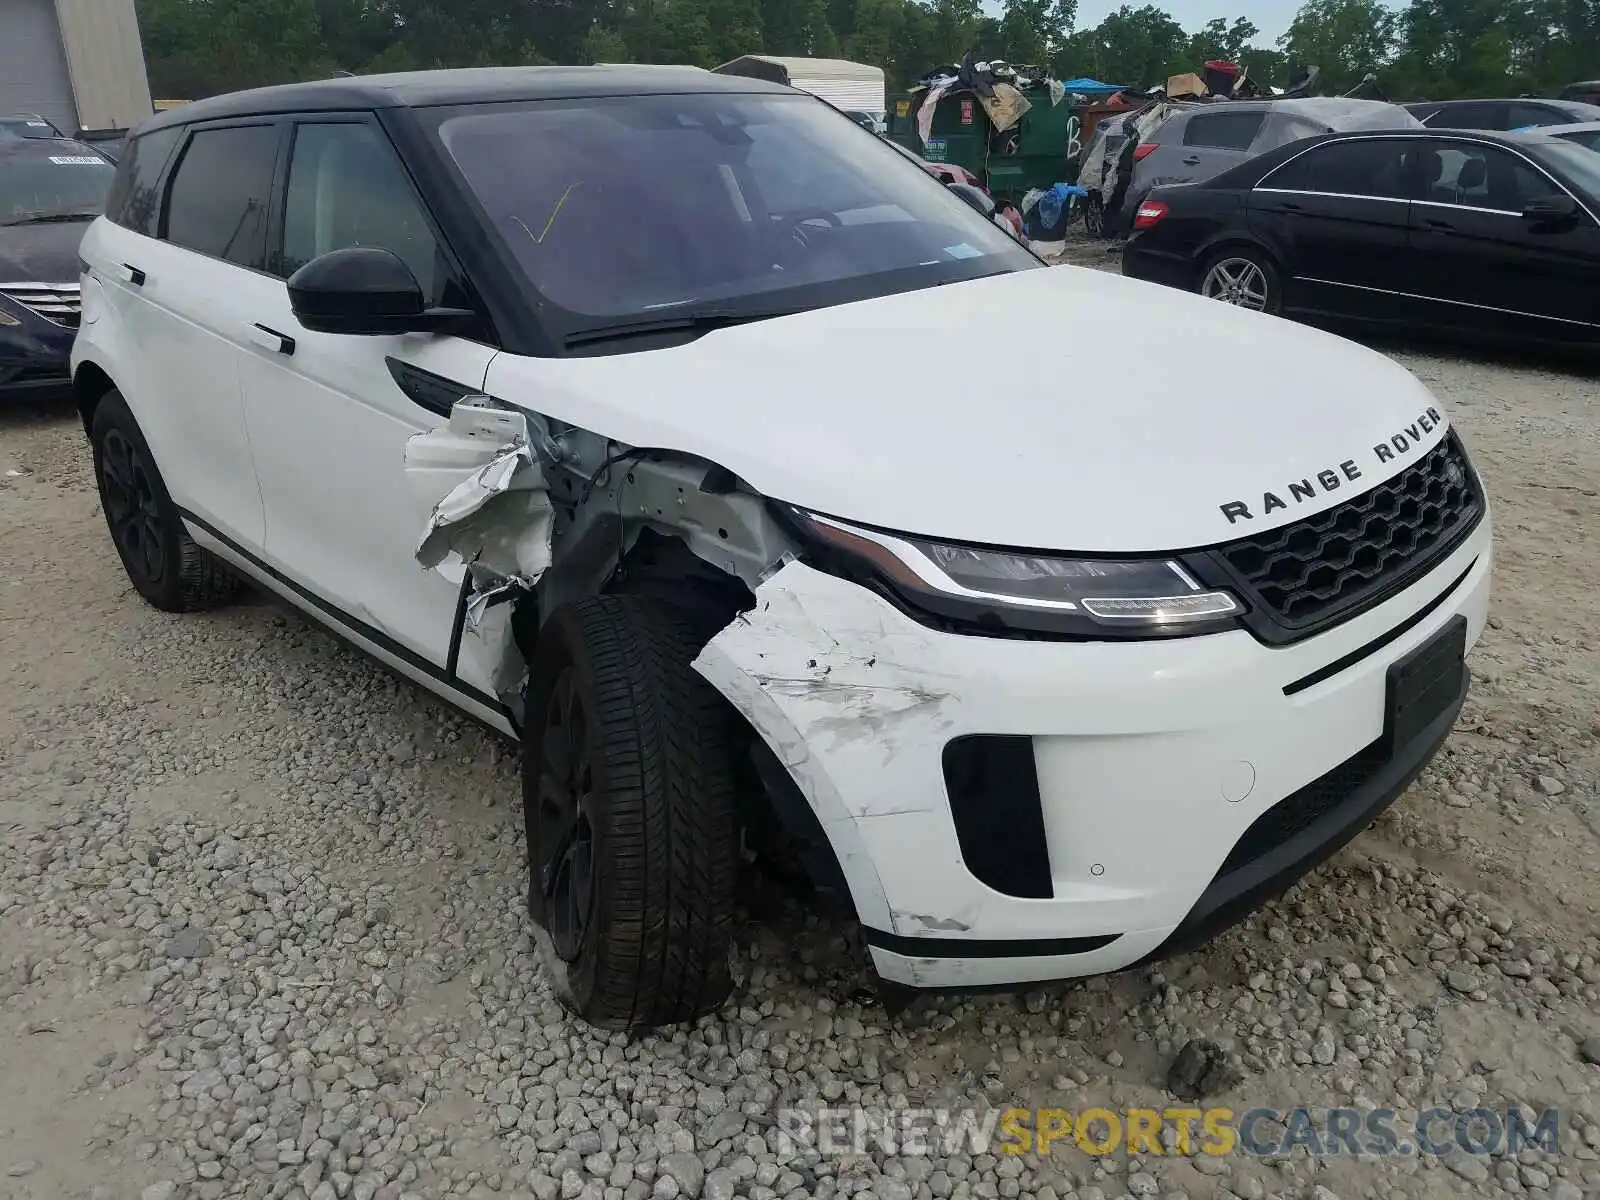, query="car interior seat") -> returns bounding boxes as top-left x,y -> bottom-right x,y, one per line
1425,149 -> 1451,203
1452,155 -> 1487,204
